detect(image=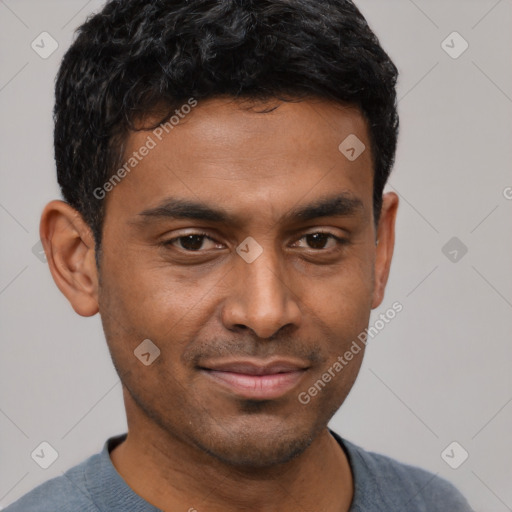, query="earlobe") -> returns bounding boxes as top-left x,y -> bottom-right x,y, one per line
371,192 -> 399,309
40,200 -> 99,317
